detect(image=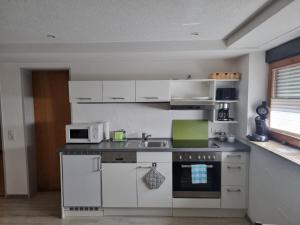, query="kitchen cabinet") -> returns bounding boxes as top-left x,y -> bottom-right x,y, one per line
222,163 -> 246,186
221,186 -> 247,209
103,81 -> 135,102
62,154 -> 101,207
221,152 -> 248,209
136,162 -> 172,208
136,80 -> 170,102
102,163 -> 137,208
69,81 -> 103,103
136,152 -> 172,208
